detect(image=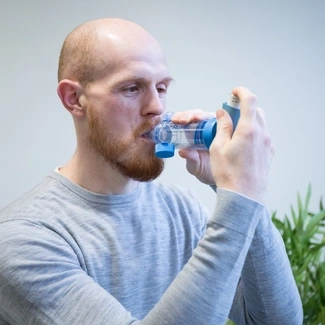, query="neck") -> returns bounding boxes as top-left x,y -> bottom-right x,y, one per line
59,148 -> 138,195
